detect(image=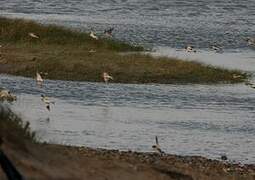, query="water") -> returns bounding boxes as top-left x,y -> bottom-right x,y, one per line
1,0 -> 255,49
1,0 -> 255,164
0,74 -> 254,164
